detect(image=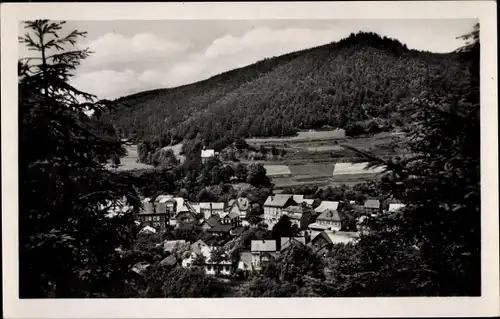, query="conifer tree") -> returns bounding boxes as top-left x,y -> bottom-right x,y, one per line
18,20 -> 141,297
